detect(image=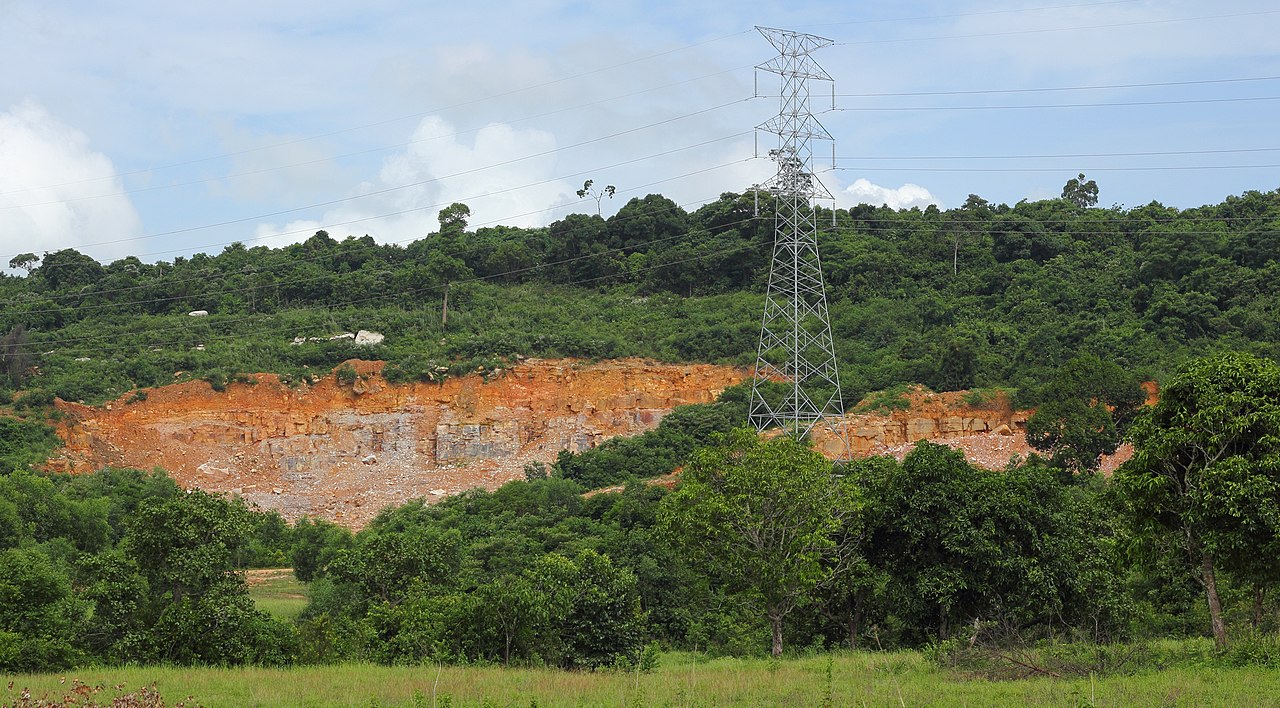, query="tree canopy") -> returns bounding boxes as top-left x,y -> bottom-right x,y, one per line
1113,352 -> 1280,647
